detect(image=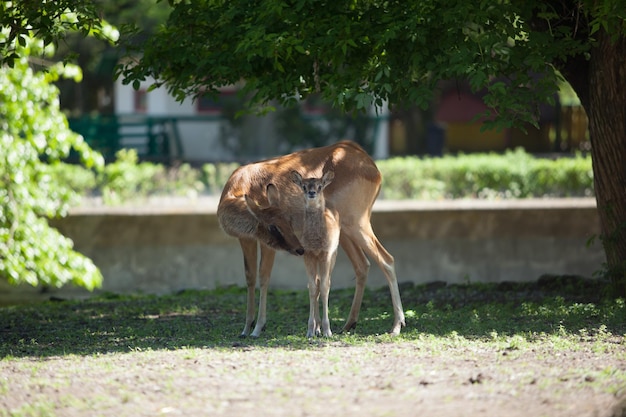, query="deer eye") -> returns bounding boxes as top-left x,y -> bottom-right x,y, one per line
269,224 -> 286,240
